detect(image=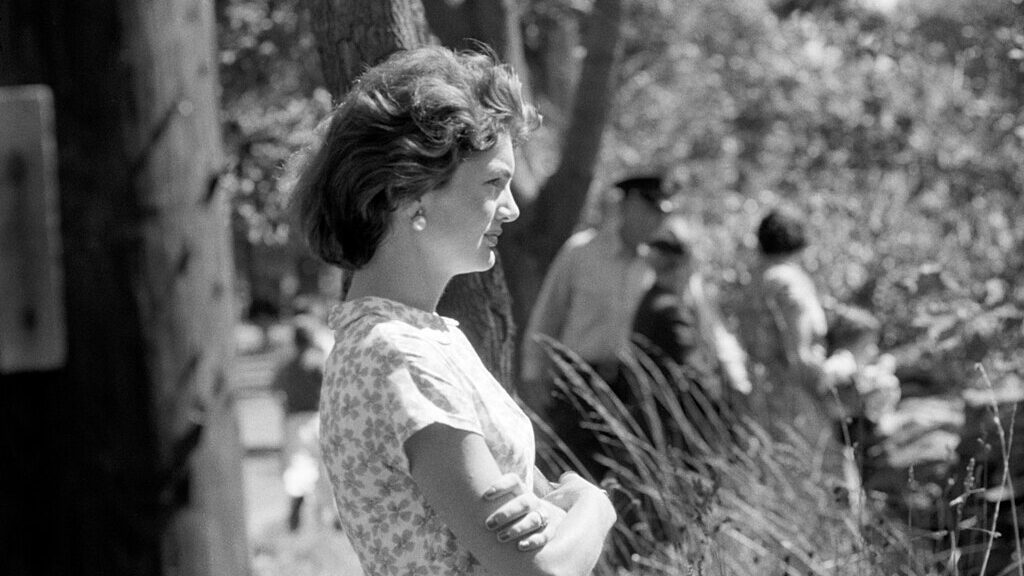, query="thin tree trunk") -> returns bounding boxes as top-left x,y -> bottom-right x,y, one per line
517,0 -> 624,269
0,0 -> 247,574
504,0 -> 625,359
